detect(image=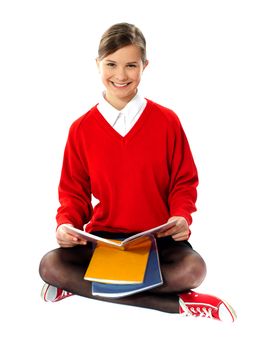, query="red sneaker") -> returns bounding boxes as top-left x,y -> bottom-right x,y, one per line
179,290 -> 237,322
41,283 -> 73,302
